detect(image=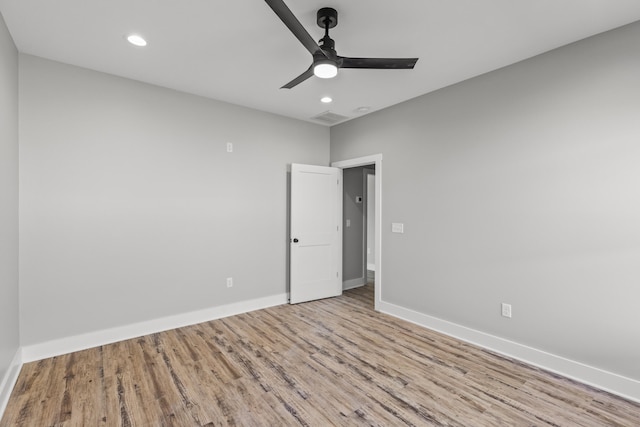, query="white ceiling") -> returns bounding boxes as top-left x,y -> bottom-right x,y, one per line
2,0 -> 640,126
